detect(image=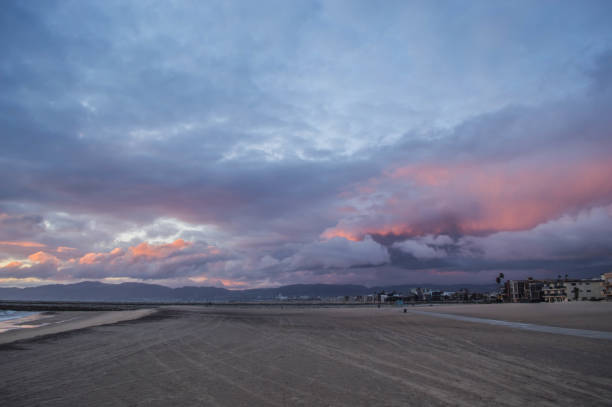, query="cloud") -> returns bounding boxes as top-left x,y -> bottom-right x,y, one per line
64,239 -> 225,280
1,2 -> 612,286
0,241 -> 46,248
28,251 -> 61,265
324,153 -> 612,241
129,239 -> 191,259
0,239 -> 227,281
286,236 -> 390,270
460,205 -> 612,261
392,236 -> 451,259
0,213 -> 45,241
1,261 -> 23,269
386,205 -> 612,280
323,52 -> 612,243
